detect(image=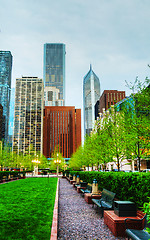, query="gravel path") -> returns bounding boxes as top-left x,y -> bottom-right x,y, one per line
58,178 -> 126,240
